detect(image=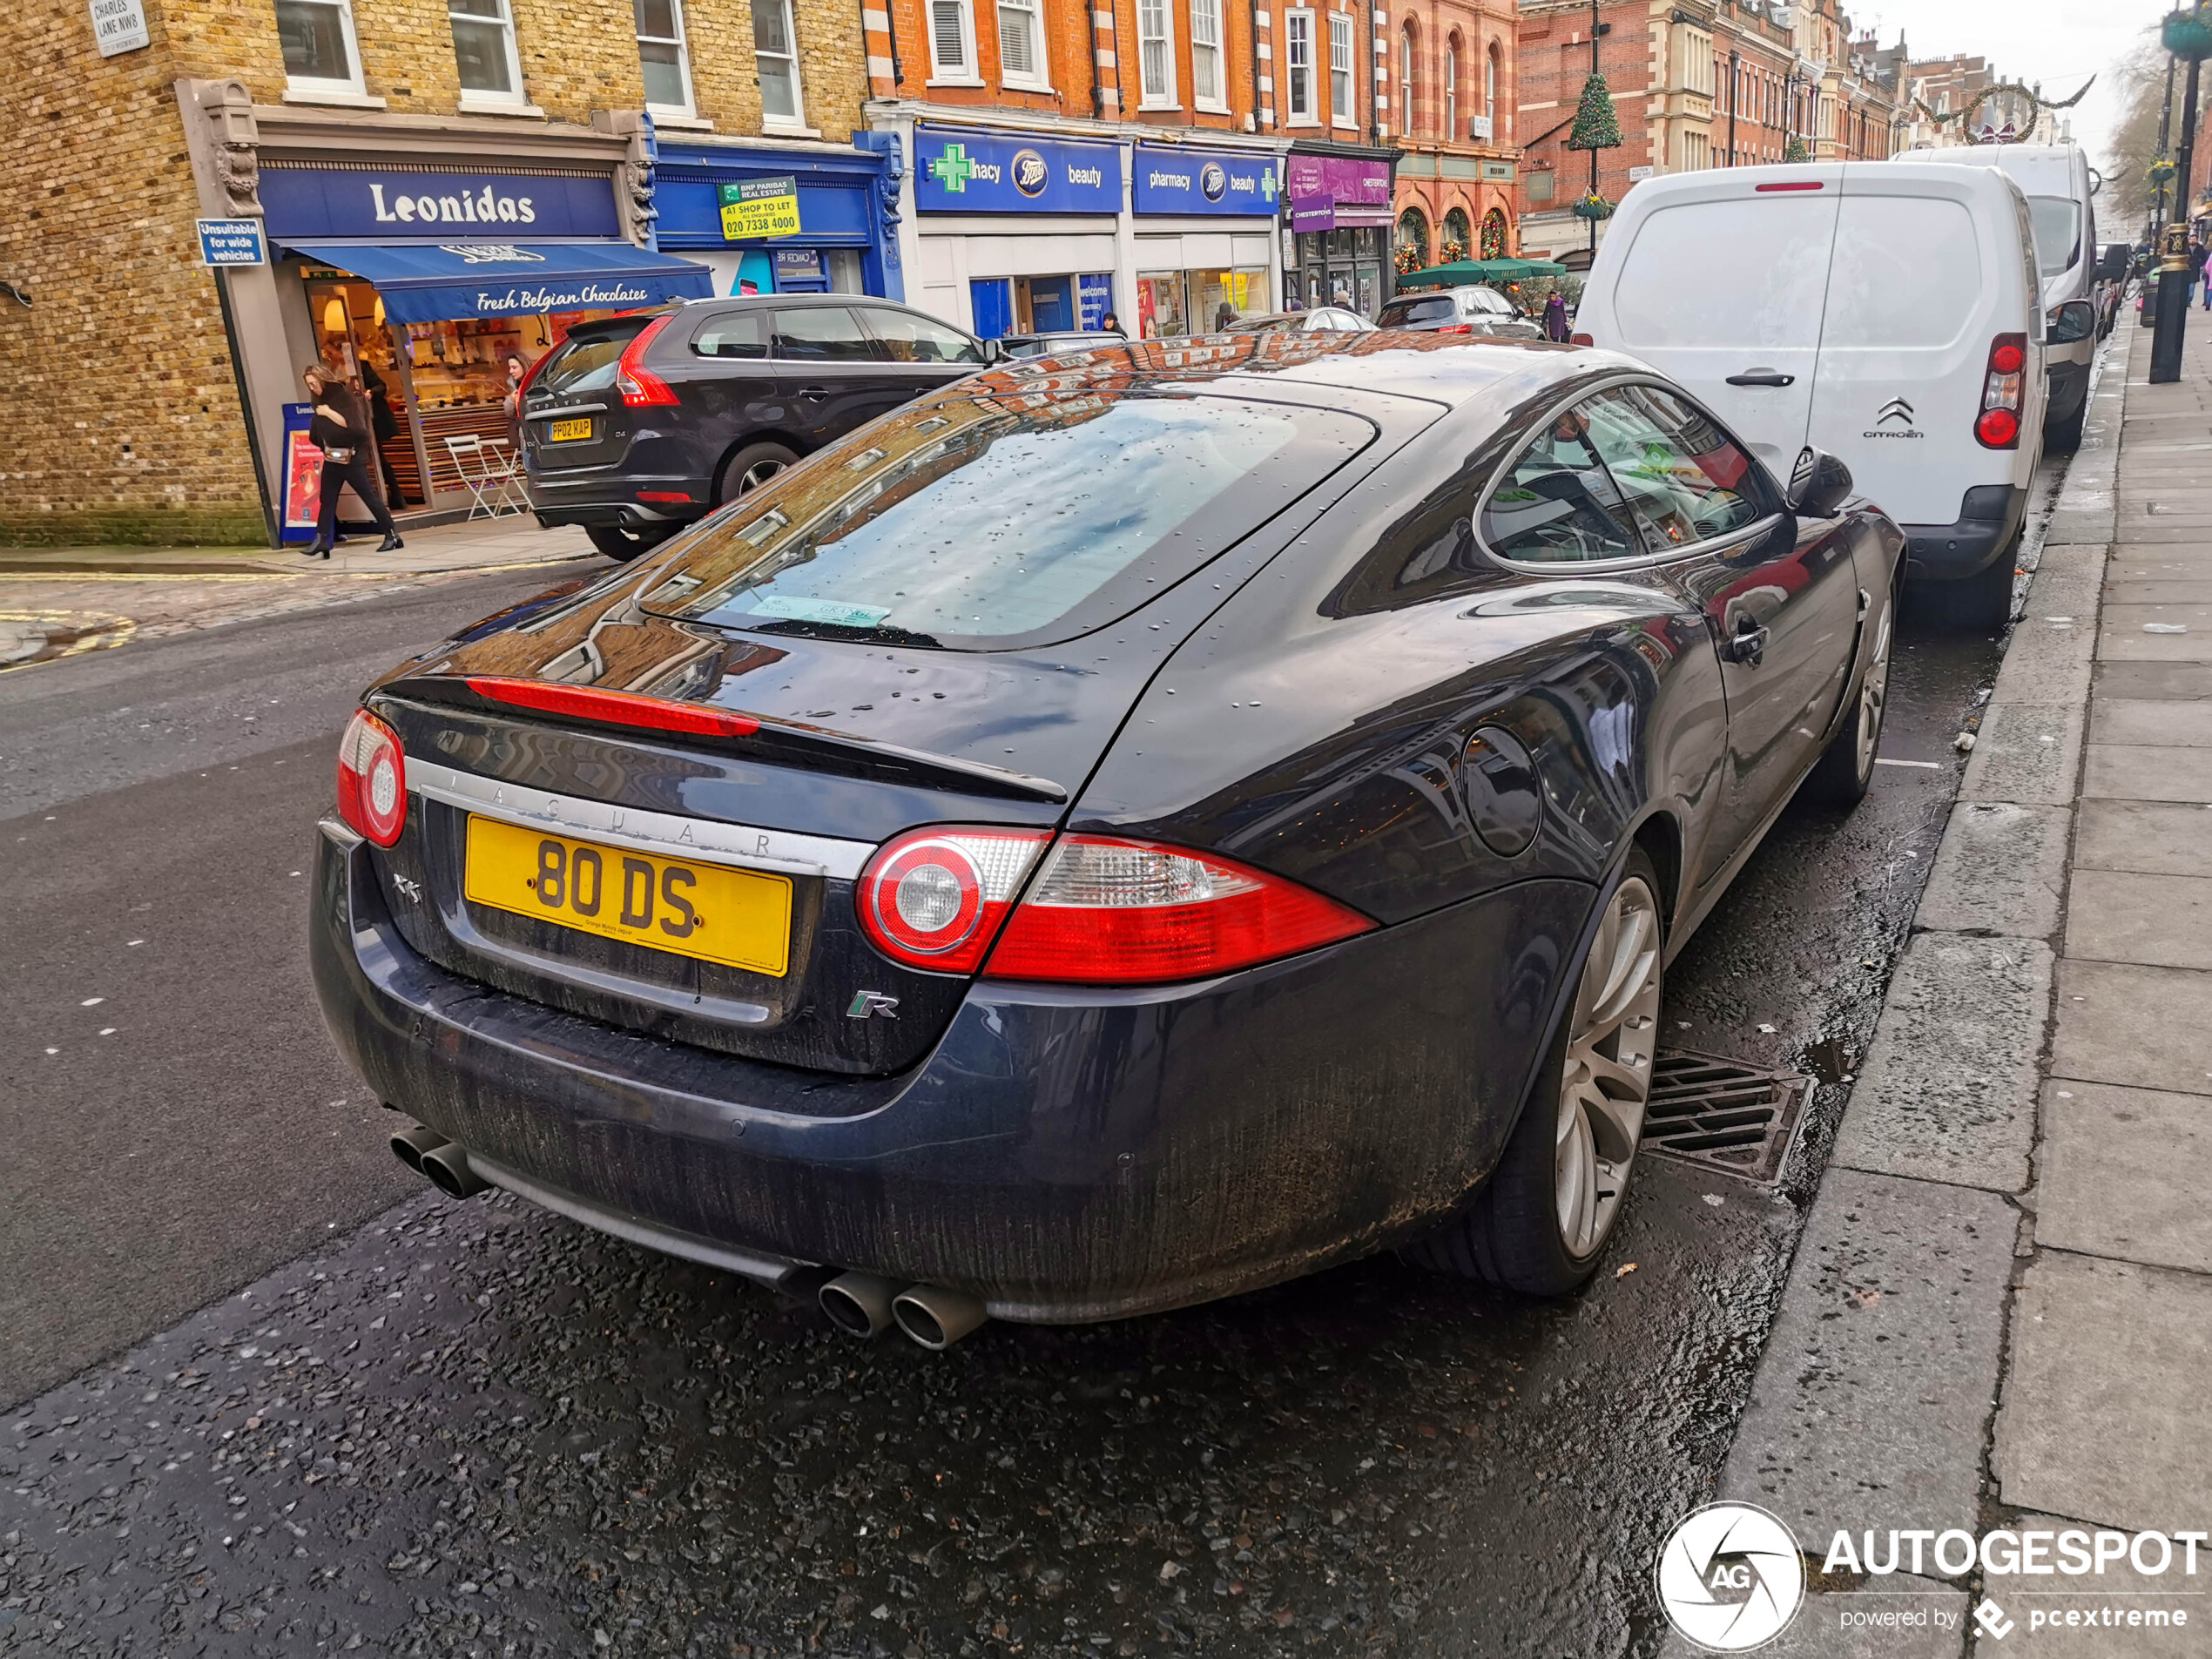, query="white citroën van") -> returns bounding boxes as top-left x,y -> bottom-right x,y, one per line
1577,161 -> 2045,627
1911,144 -> 2100,451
